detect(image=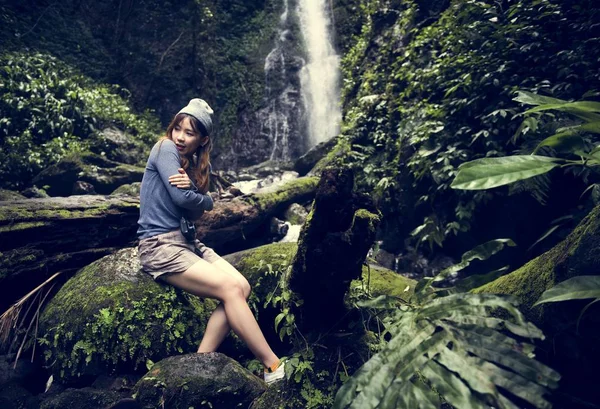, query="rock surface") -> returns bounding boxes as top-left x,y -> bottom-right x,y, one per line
134,353 -> 265,409
38,248 -> 216,380
40,387 -> 123,409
